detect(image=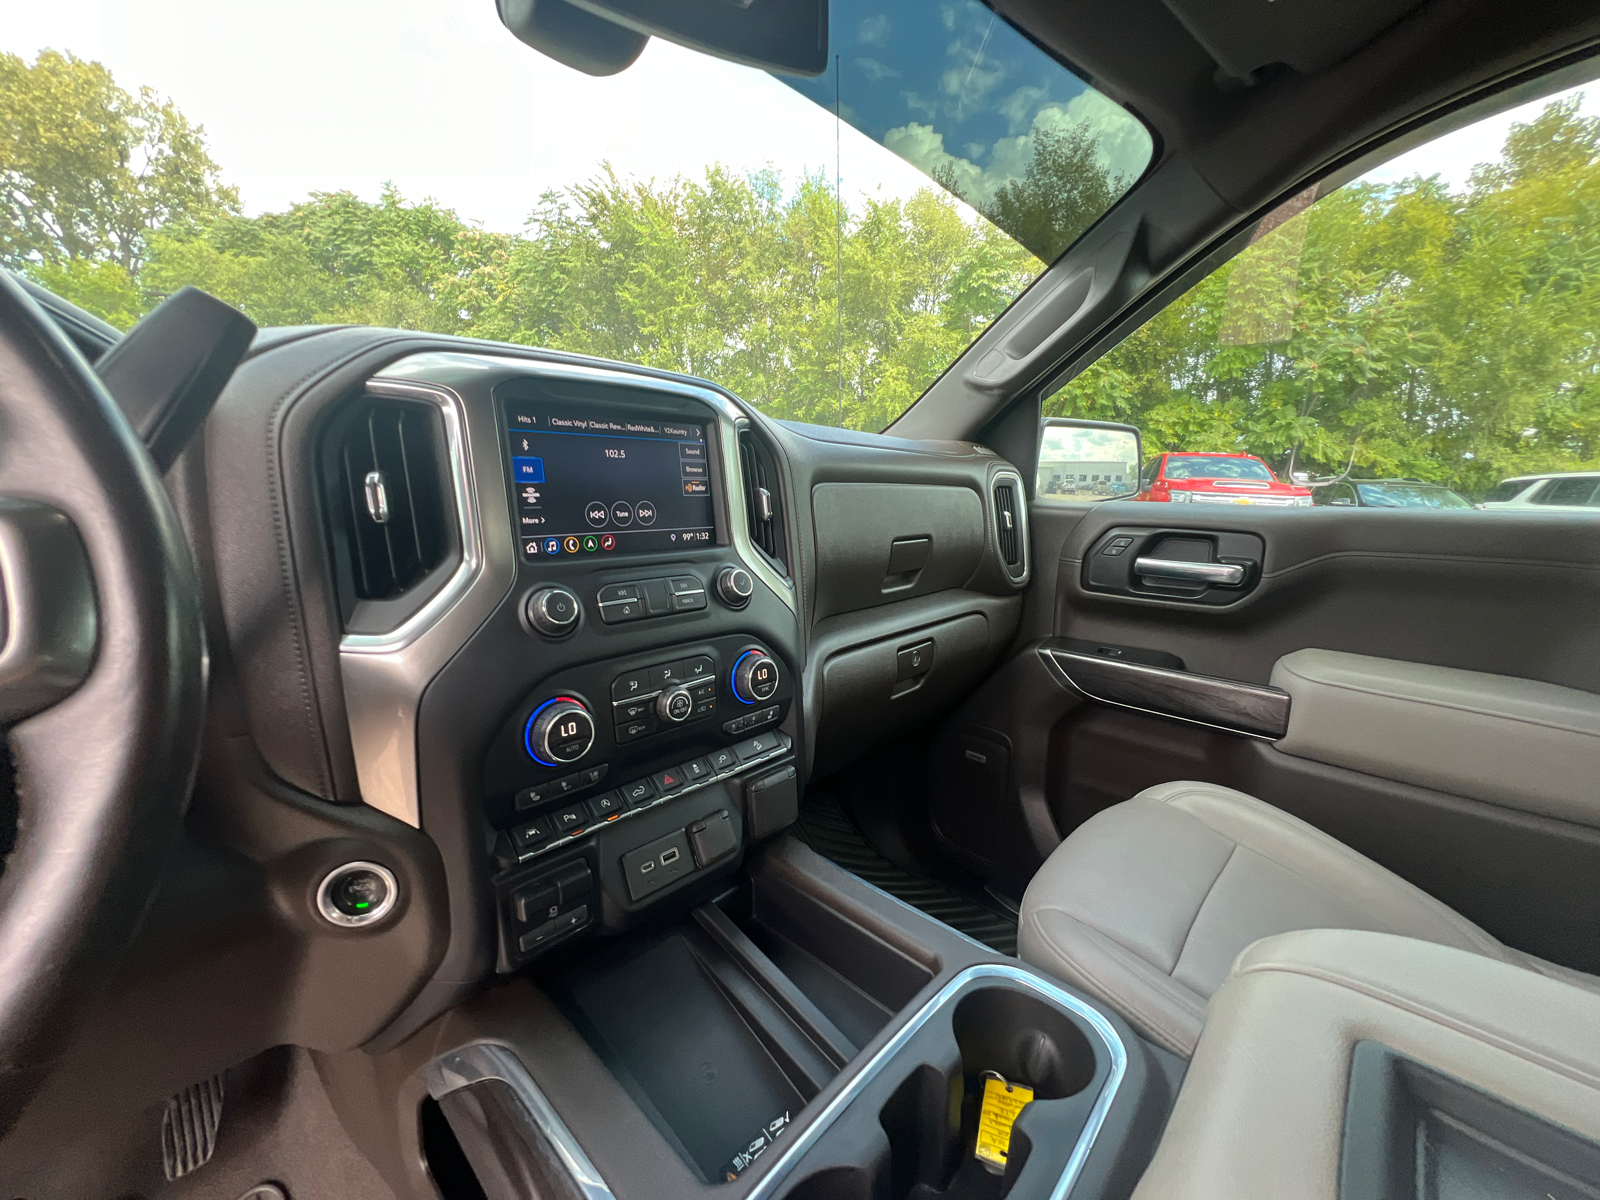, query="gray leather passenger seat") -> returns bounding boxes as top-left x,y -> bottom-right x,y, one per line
1018,781 -> 1600,1056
